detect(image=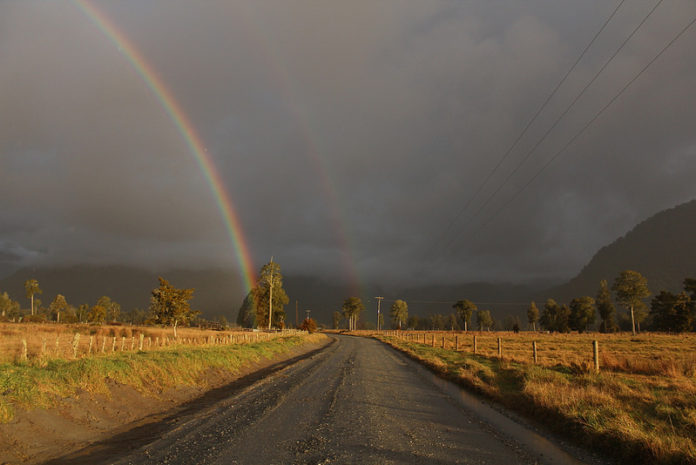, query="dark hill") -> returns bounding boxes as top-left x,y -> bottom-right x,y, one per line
547,199 -> 696,301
